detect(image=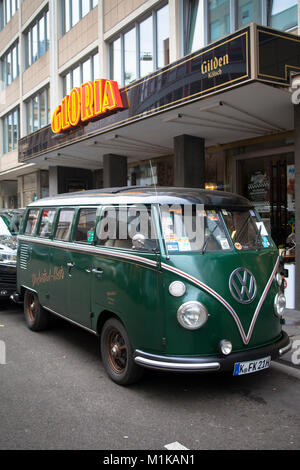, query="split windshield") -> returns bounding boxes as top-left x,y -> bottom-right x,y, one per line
160,205 -> 272,253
